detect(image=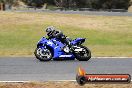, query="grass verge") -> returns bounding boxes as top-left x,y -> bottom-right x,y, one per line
0,12 -> 132,57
